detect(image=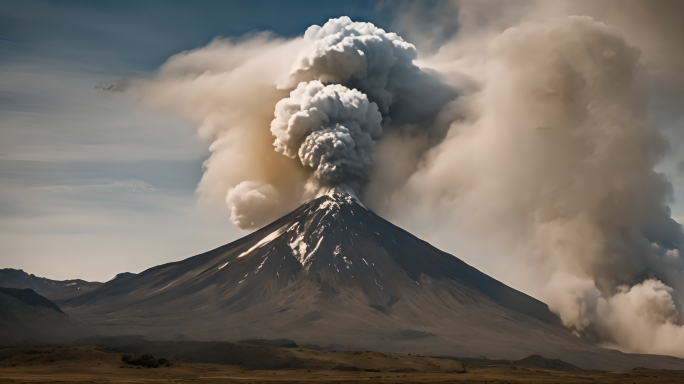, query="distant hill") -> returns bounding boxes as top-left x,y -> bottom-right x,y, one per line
0,287 -> 64,313
441,353 -> 585,372
0,268 -> 102,301
0,288 -> 94,346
